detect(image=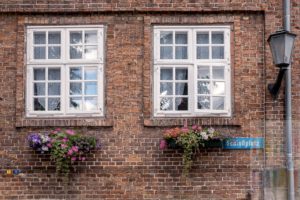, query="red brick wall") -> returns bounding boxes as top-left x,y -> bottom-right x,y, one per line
0,0 -> 299,199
